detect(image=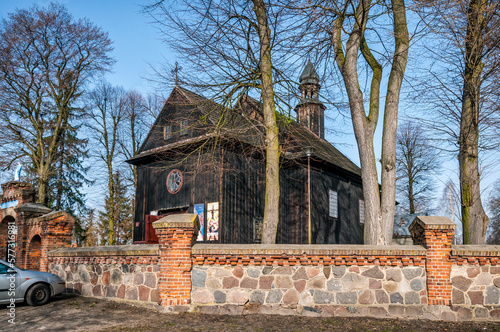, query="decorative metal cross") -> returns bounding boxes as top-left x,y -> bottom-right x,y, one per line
171,62 -> 182,86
